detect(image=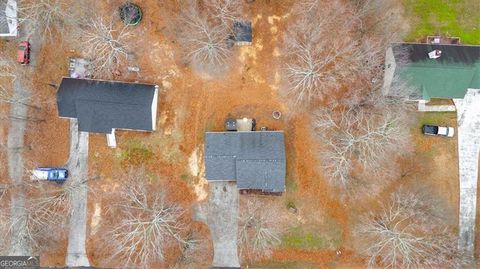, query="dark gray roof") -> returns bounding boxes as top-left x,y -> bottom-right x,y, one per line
392,43 -> 480,65
205,131 -> 286,192
233,21 -> 252,42
57,77 -> 157,133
